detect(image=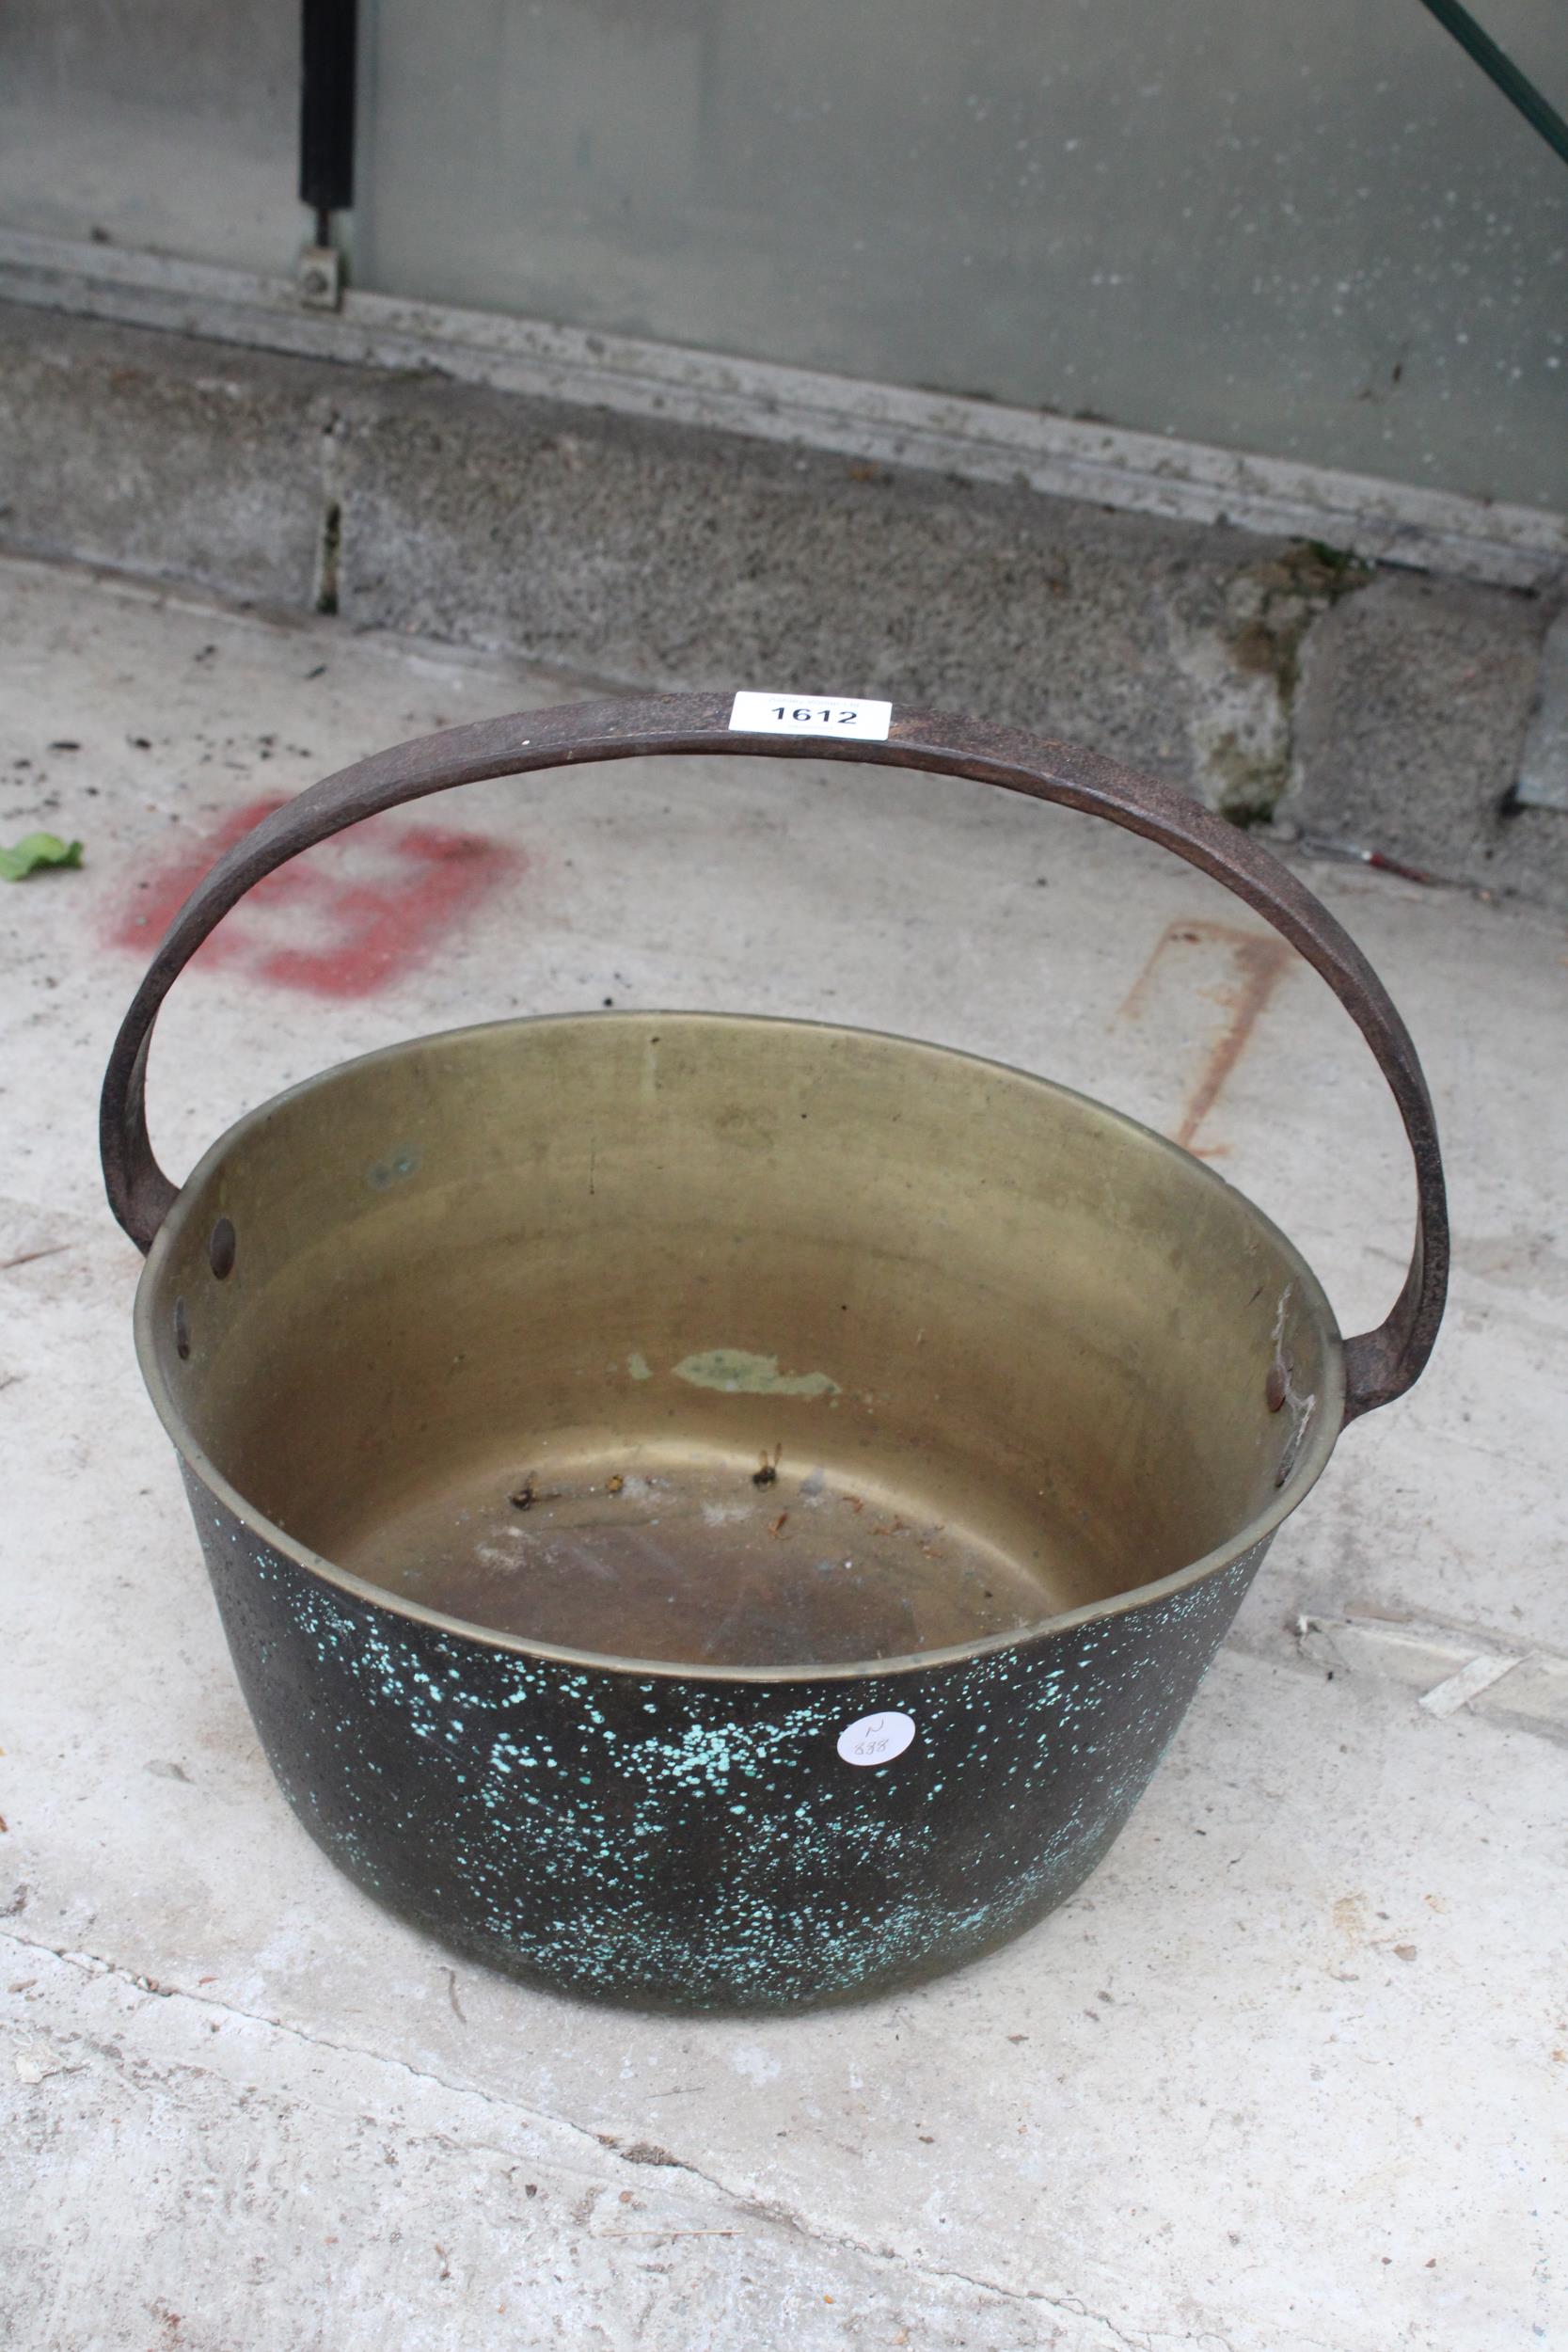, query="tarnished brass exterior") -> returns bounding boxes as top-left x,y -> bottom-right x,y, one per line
102,697 -> 1445,2008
